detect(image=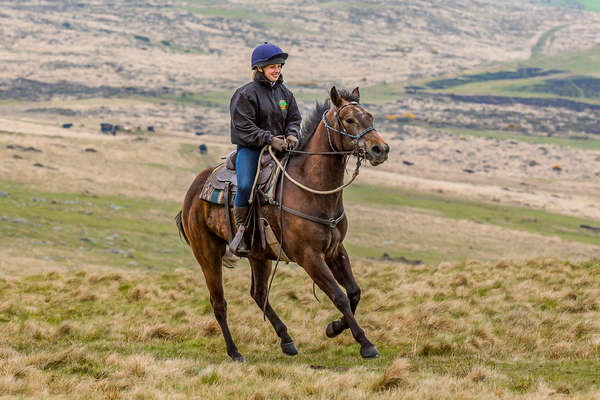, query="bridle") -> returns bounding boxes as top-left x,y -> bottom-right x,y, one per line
322,101 -> 376,155
285,101 -> 376,157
